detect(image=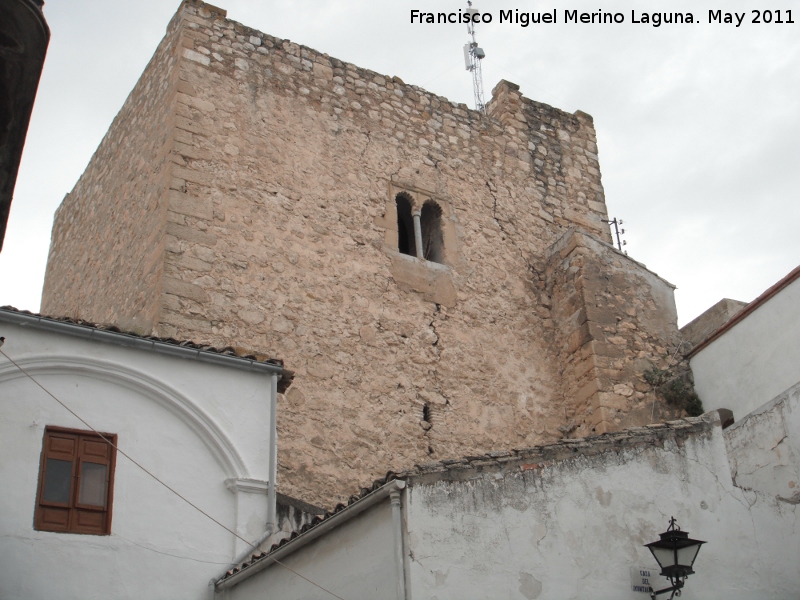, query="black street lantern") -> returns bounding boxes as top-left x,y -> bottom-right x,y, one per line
644,517 -> 706,599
